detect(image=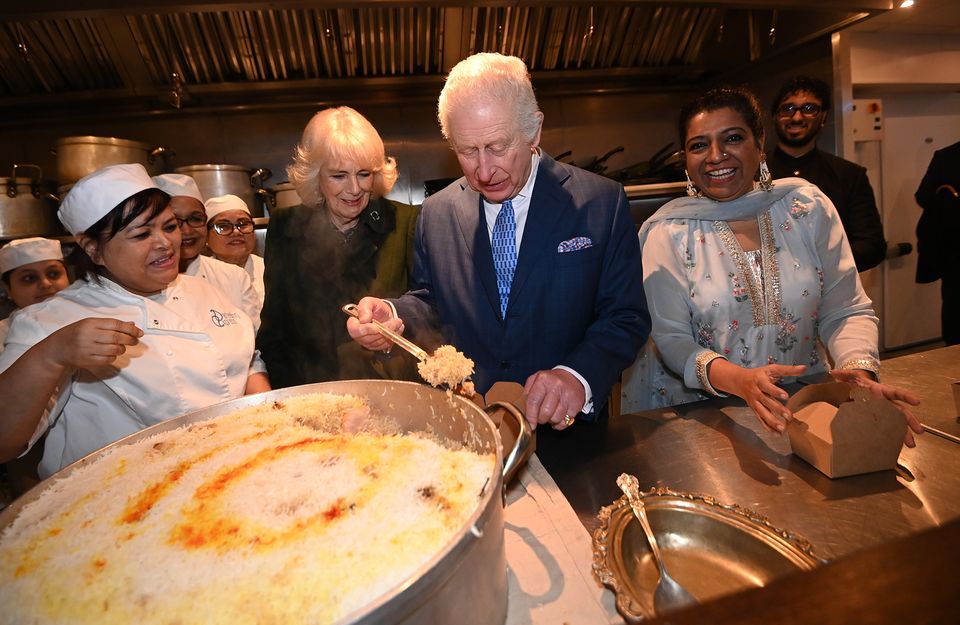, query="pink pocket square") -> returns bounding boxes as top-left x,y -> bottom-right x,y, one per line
557,236 -> 593,253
